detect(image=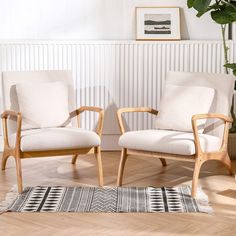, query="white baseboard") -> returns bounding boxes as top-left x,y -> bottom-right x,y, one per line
0,134 -> 121,152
